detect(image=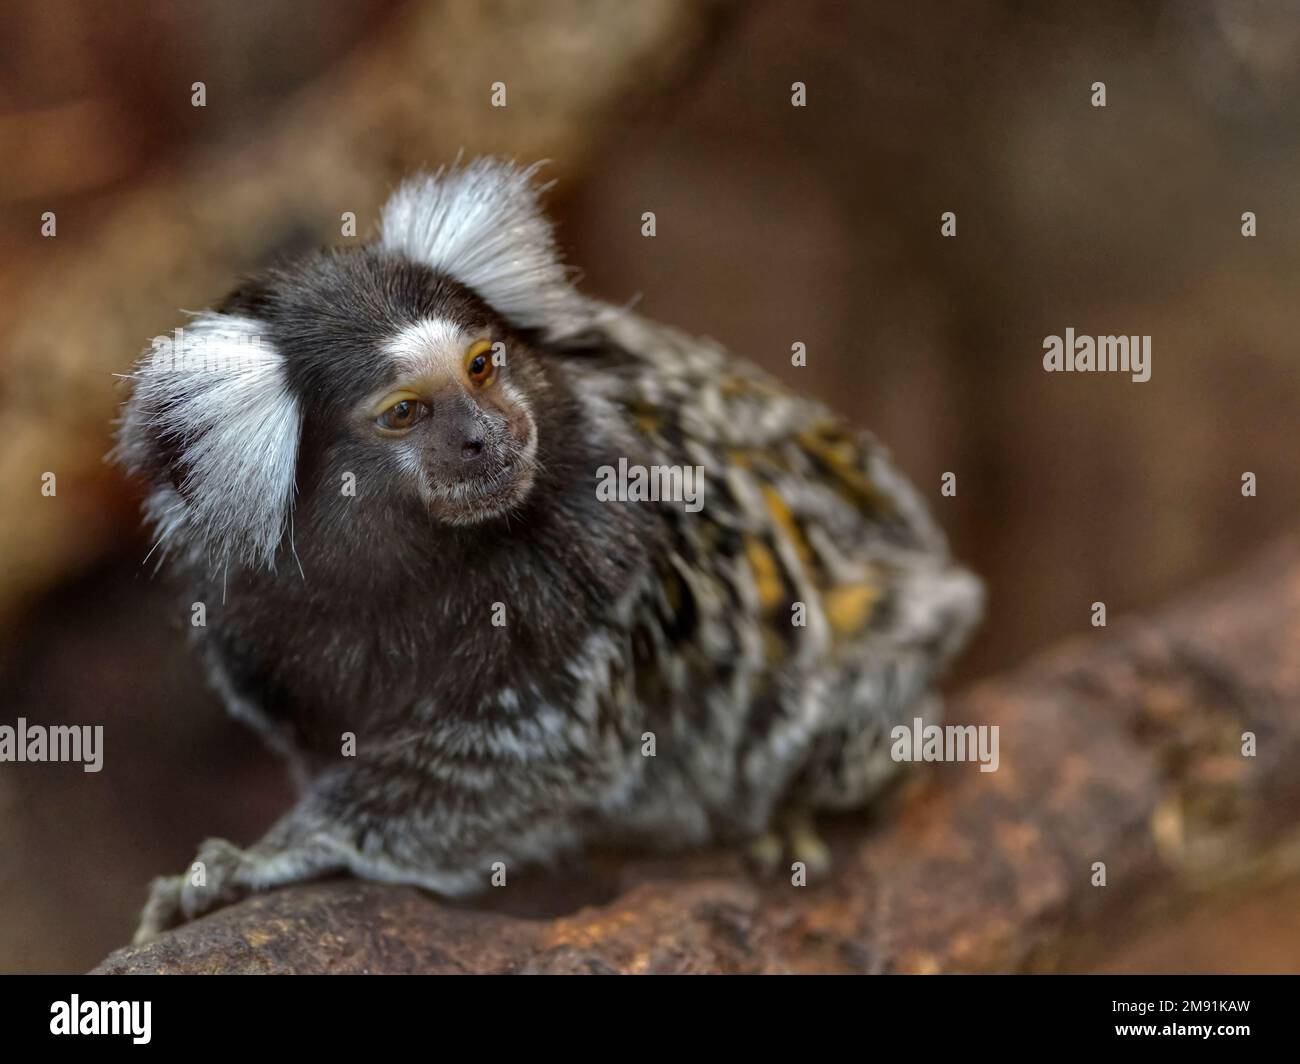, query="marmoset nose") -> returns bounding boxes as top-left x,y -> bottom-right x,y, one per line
461,438 -> 484,460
